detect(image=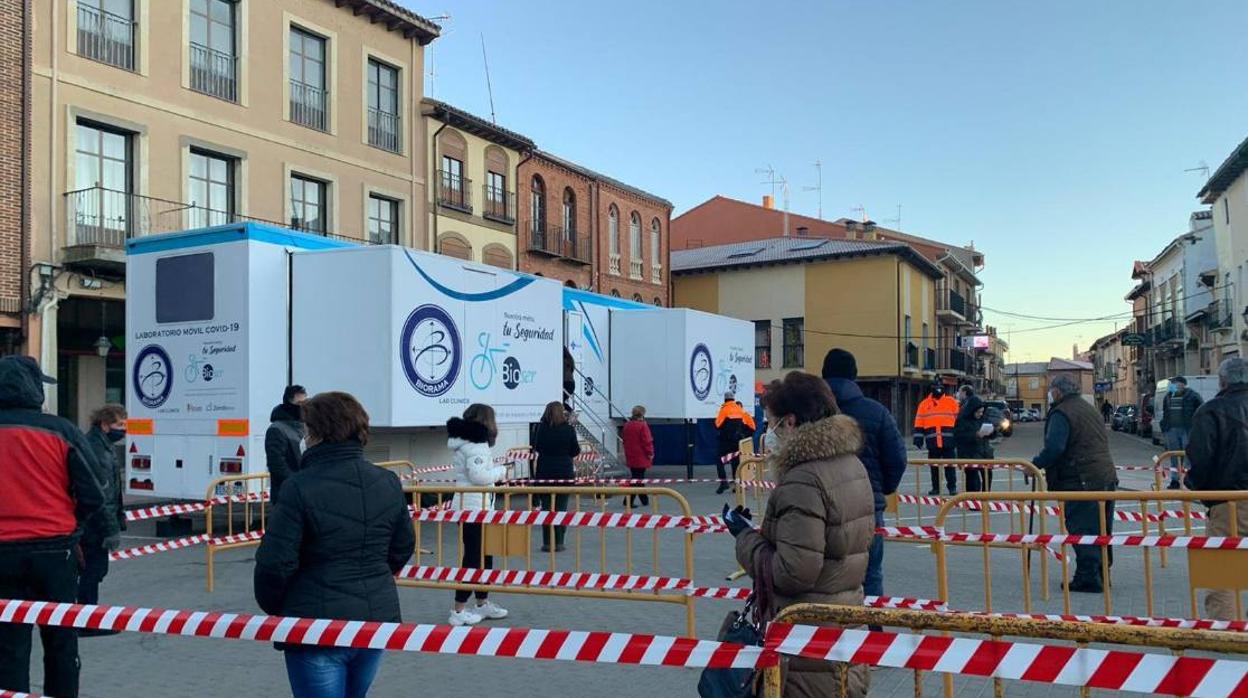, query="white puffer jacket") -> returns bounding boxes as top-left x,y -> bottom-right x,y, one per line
446,417 -> 507,512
